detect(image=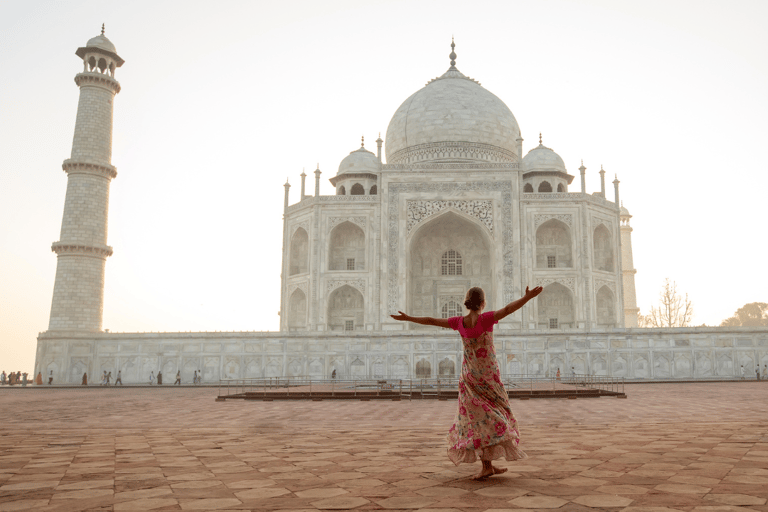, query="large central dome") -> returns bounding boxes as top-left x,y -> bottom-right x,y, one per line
385,46 -> 520,166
